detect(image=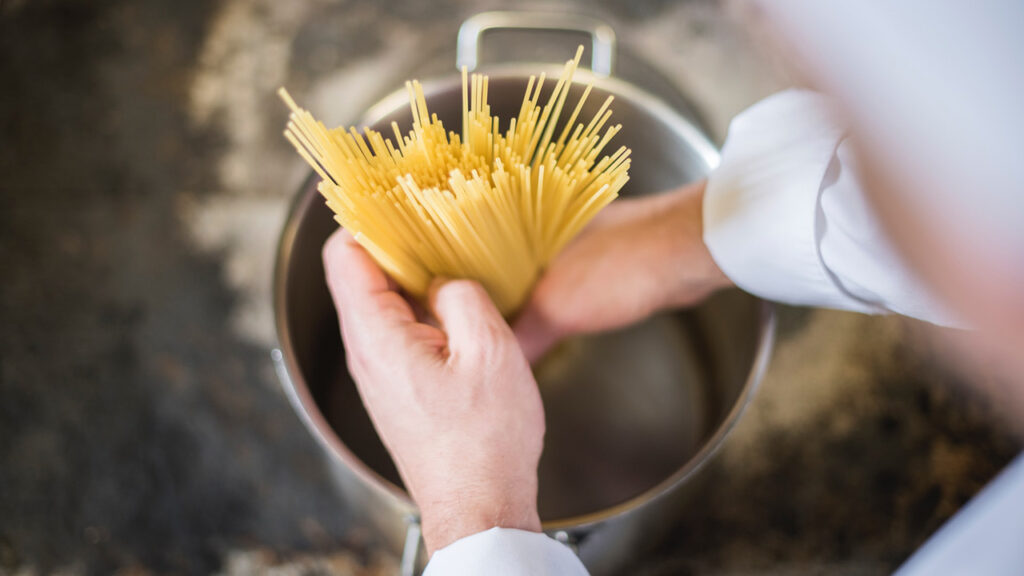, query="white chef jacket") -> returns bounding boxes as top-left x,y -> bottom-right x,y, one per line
423,90 -> 1024,574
